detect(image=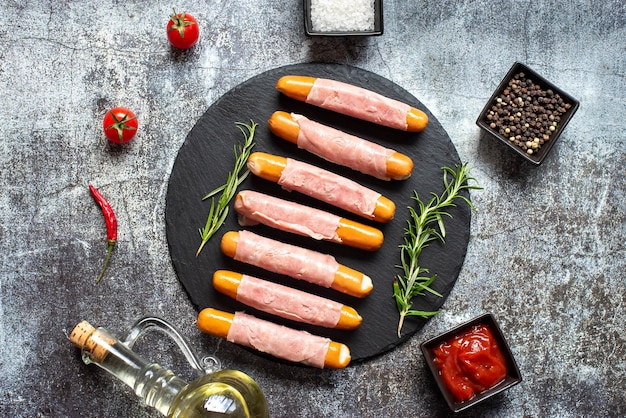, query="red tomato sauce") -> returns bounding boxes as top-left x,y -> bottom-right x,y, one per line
433,324 -> 508,402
